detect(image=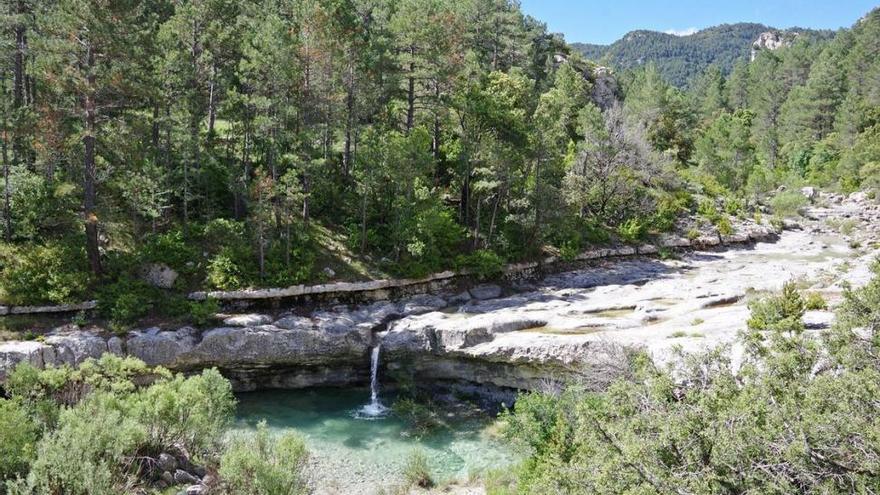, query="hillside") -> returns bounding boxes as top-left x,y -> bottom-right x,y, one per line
572,23 -> 828,87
